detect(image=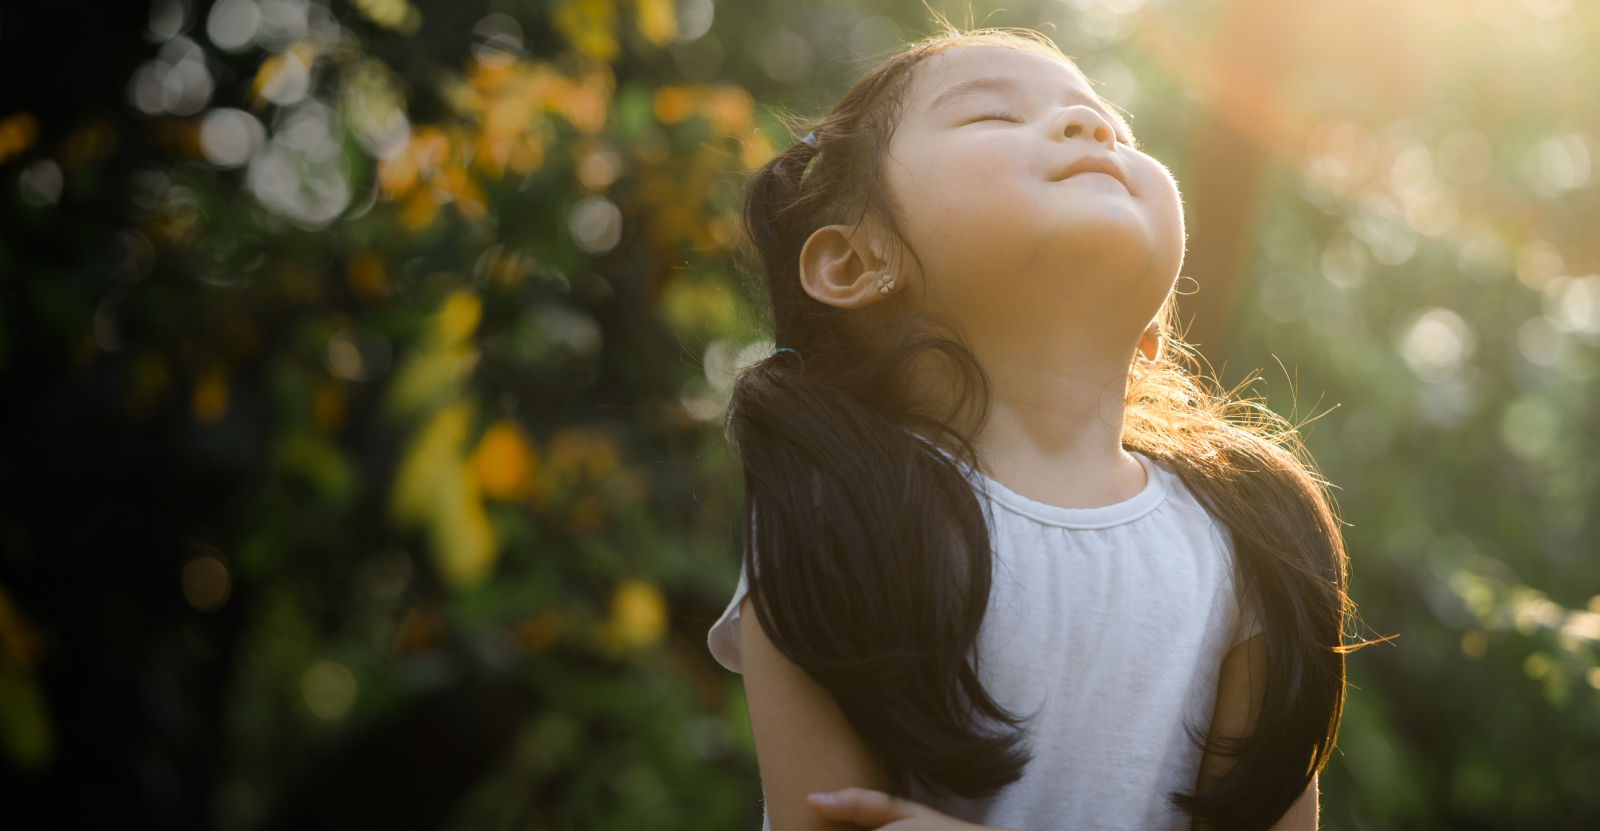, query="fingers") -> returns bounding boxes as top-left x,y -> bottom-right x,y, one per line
807,788 -> 925,828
